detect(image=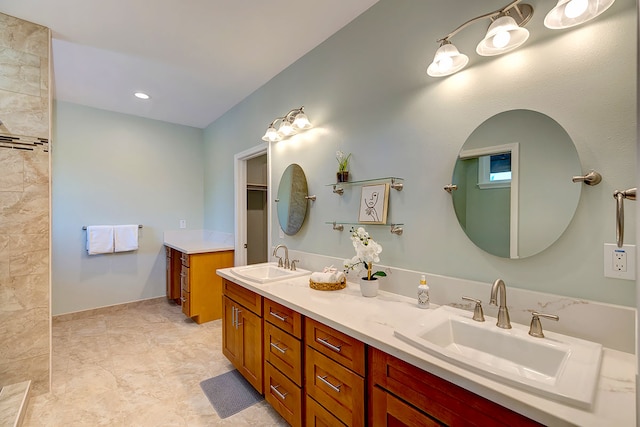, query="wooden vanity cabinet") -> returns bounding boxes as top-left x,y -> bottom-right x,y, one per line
222,279 -> 263,393
263,298 -> 304,426
305,318 -> 366,427
368,347 -> 543,427
177,250 -> 233,324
